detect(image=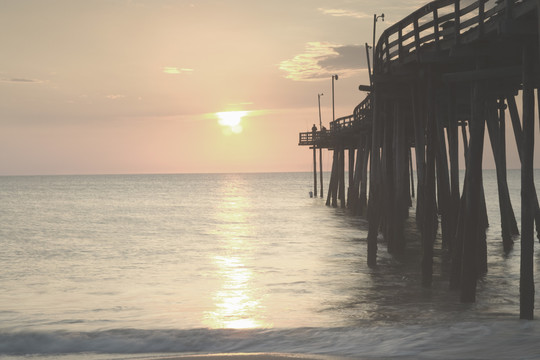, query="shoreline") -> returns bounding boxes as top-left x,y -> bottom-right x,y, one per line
148,354 -> 362,360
